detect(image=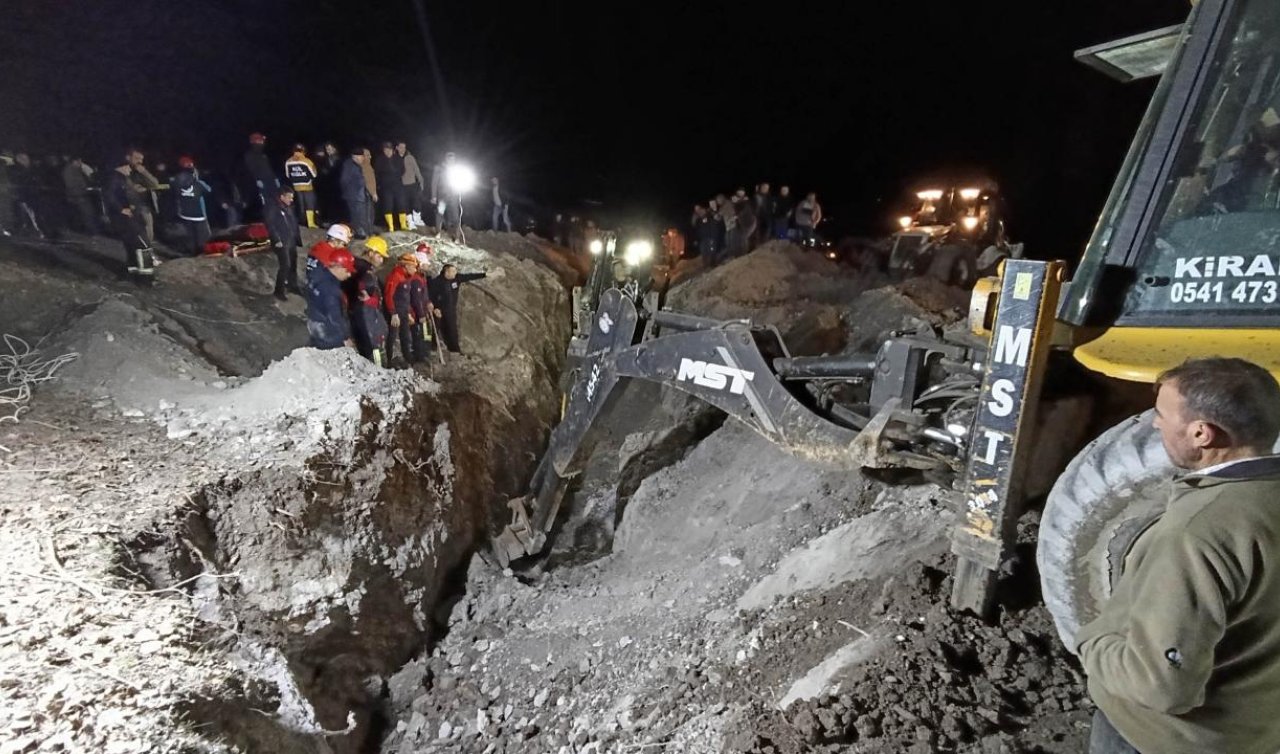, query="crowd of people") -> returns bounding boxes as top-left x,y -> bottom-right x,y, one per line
690,183 -> 823,266
0,134 -> 519,274
301,223 -> 489,369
